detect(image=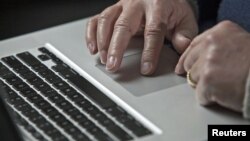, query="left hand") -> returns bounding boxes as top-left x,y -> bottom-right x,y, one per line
175,21 -> 250,112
